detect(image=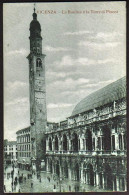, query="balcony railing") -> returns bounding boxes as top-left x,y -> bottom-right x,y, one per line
46,108 -> 126,133
46,150 -> 127,156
